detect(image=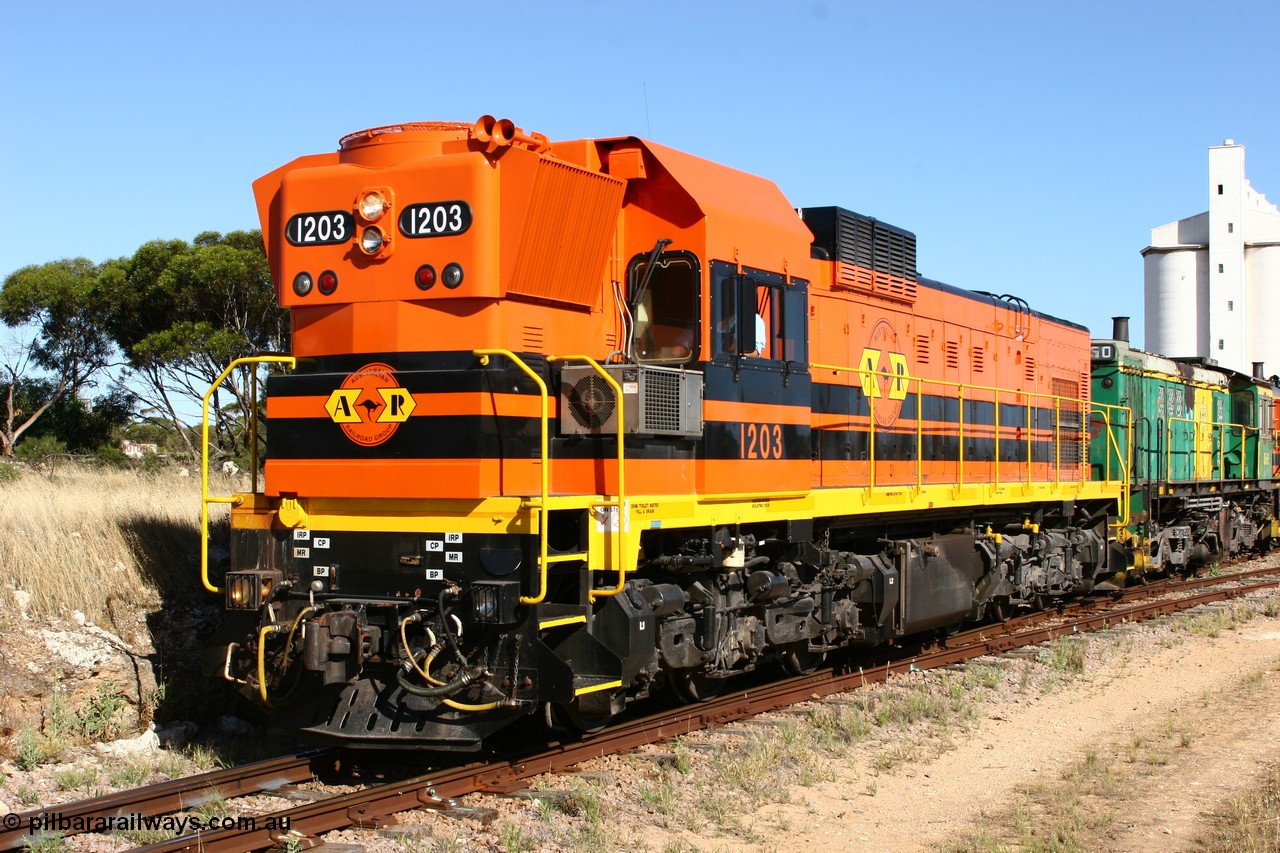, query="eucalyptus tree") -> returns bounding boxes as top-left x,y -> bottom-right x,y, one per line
100,230 -> 289,458
0,258 -> 115,456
